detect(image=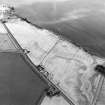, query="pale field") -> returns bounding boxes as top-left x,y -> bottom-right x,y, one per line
0,22 -> 7,33
94,58 -> 105,105
41,96 -> 70,105
0,33 -> 16,50
96,79 -> 105,105
6,19 -> 59,65
41,40 -> 105,105
0,22 -> 17,50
